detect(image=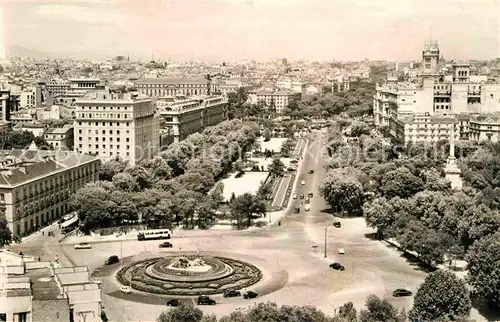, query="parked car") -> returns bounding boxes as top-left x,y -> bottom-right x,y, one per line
166,299 -> 180,307
243,291 -> 259,299
301,180 -> 306,185
294,207 -> 300,214
93,278 -> 102,285
105,255 -> 119,265
197,295 -> 216,305
292,194 -> 297,199
308,169 -> 314,174
159,242 -> 173,248
392,289 -> 412,297
308,192 -> 313,198
304,205 -> 311,211
120,286 -> 131,294
223,290 -> 241,298
333,221 -> 341,228
299,194 -> 304,199
329,263 -> 345,271
74,243 -> 92,250
338,248 -> 345,254
305,198 -> 310,204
